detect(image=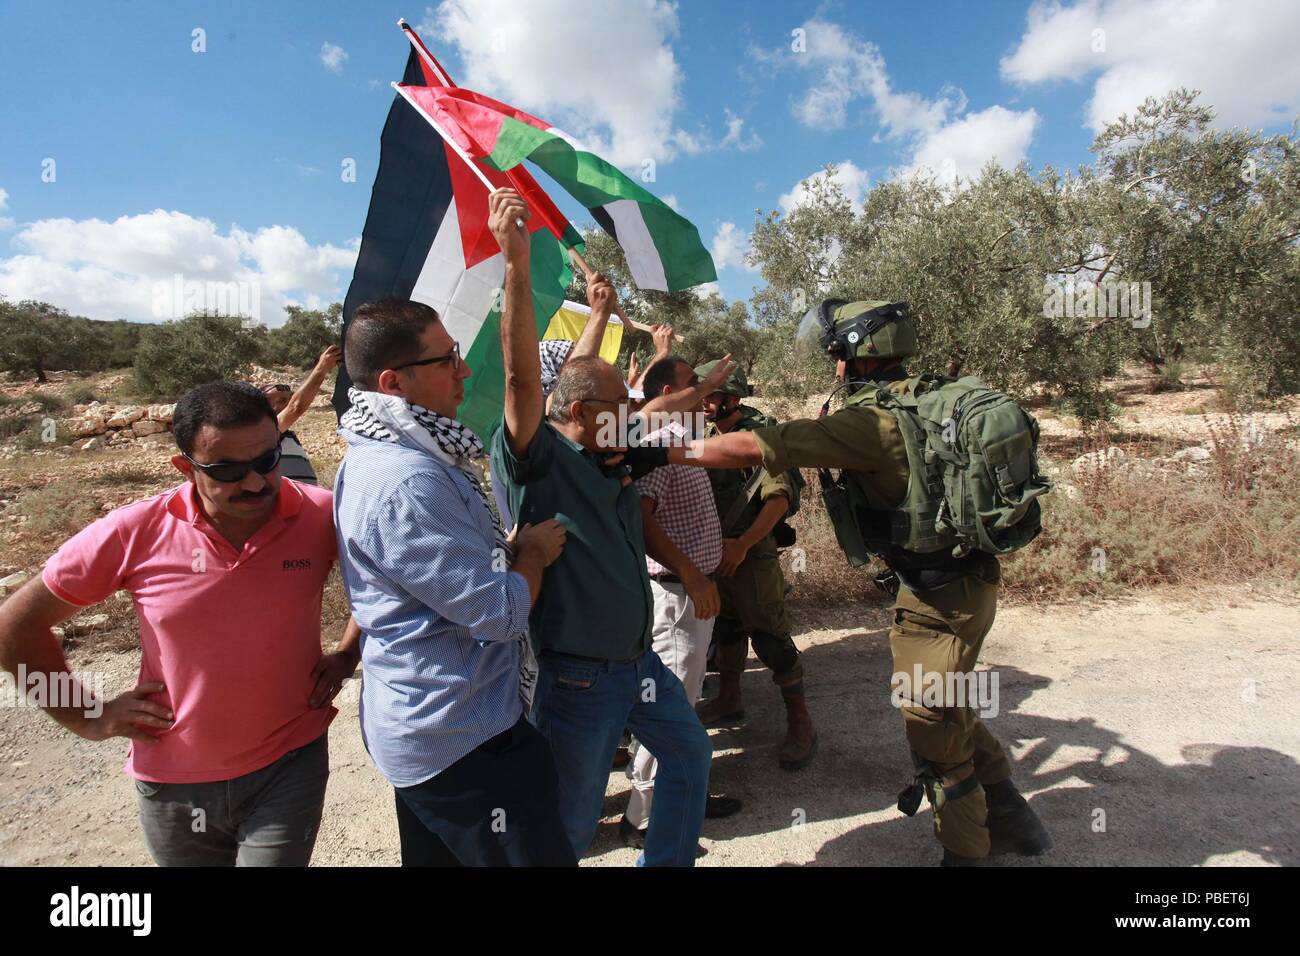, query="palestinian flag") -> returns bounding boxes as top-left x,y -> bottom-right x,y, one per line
332,49 -> 575,440
396,84 -> 717,293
